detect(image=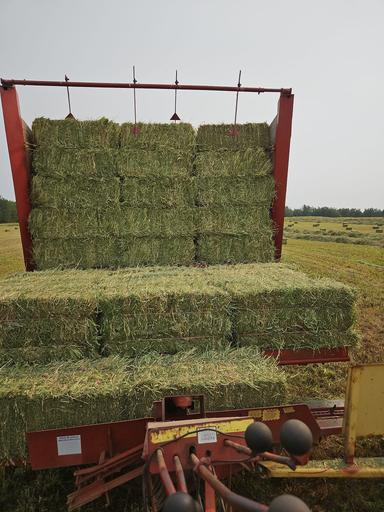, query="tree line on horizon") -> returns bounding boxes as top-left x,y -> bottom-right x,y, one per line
285,205 -> 384,217
0,197 -> 383,224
